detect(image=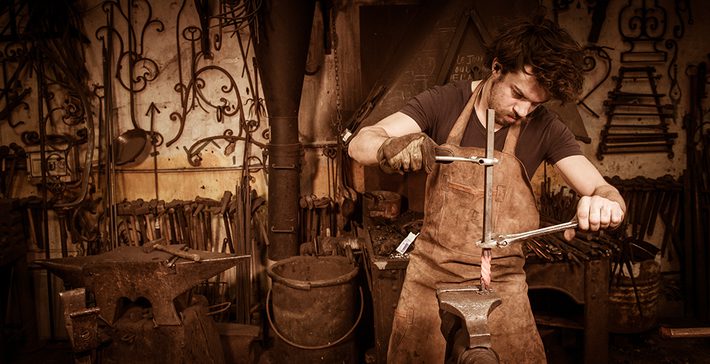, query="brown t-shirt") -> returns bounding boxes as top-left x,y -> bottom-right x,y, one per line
400,80 -> 582,177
